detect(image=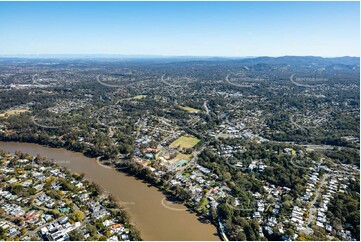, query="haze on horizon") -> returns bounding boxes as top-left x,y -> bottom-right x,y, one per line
0,1 -> 359,57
